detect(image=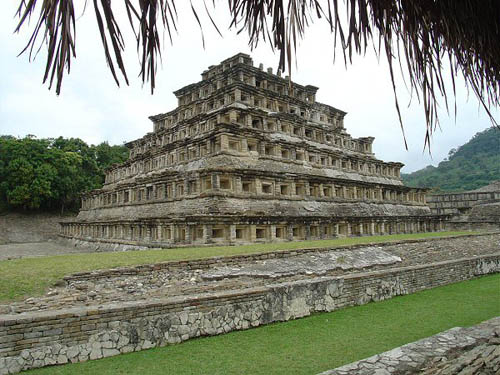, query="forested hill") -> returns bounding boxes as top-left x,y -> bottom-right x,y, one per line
402,127 -> 500,192
0,136 -> 129,212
